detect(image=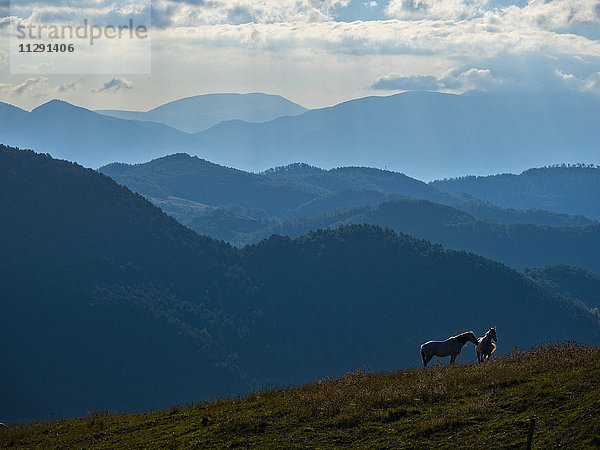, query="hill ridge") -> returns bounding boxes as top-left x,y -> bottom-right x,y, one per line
3,344 -> 600,447
432,165 -> 600,219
